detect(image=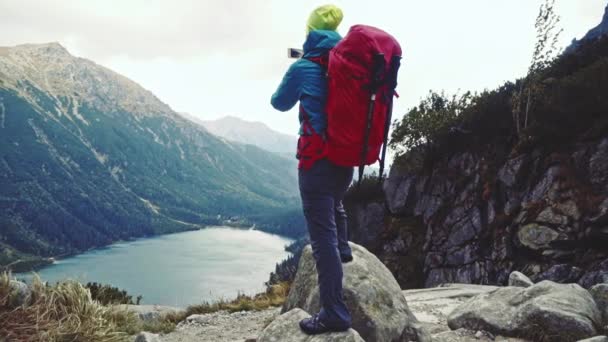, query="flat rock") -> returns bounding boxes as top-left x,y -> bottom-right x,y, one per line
134,332 -> 161,342
403,284 -> 499,326
283,242 -> 419,342
258,308 -> 364,342
431,328 -> 528,342
119,304 -> 184,322
163,308 -> 280,342
508,271 -> 534,288
448,281 -> 602,341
